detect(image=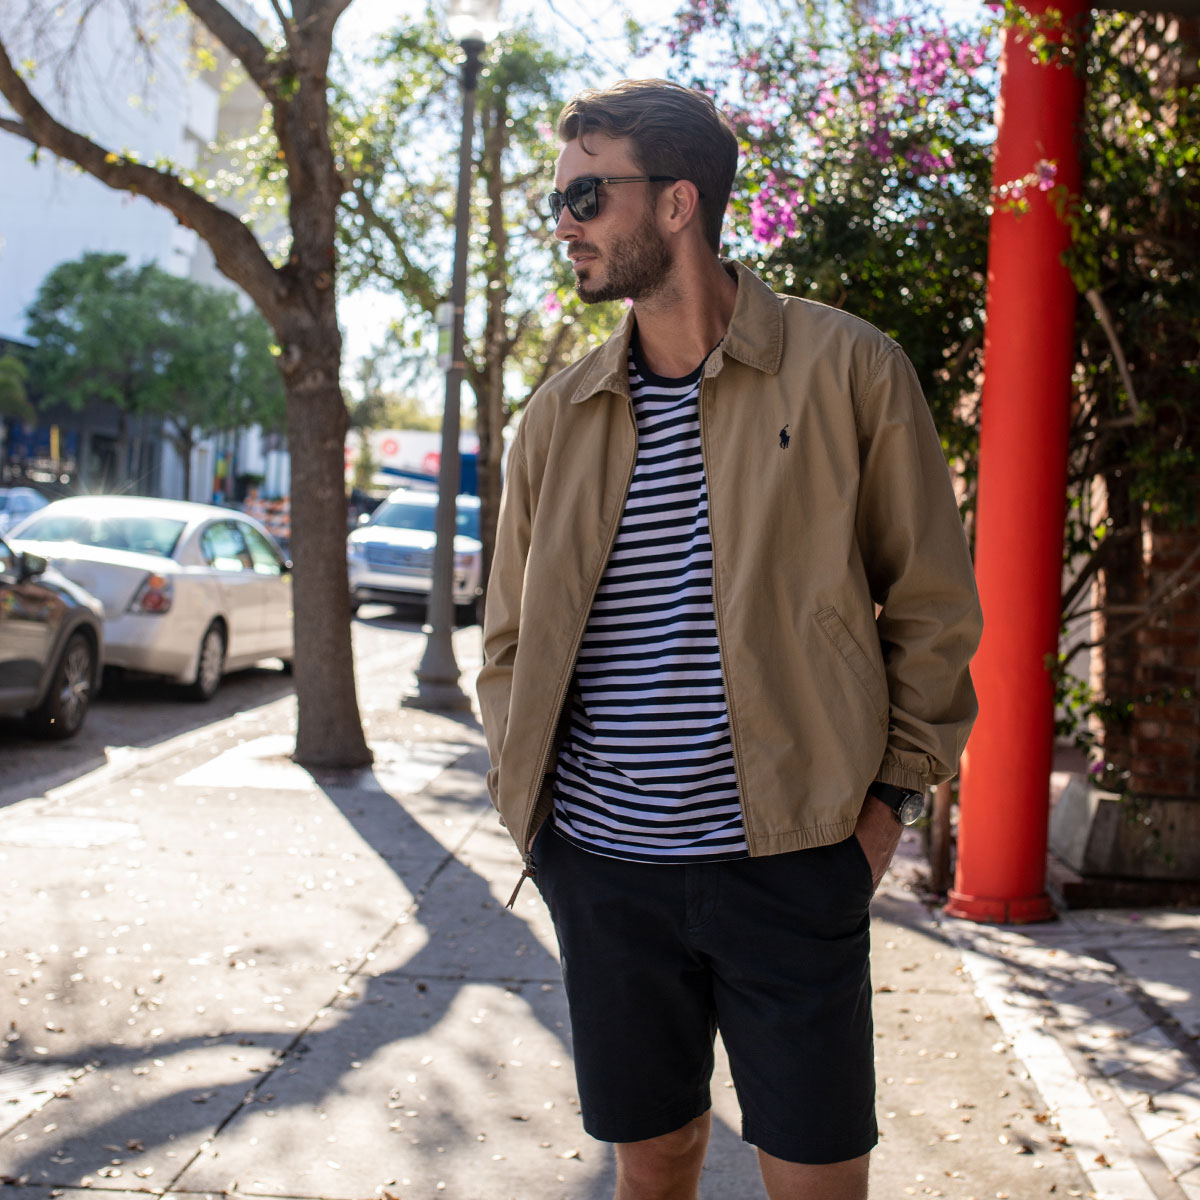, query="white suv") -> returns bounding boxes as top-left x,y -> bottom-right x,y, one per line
347,488 -> 482,616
